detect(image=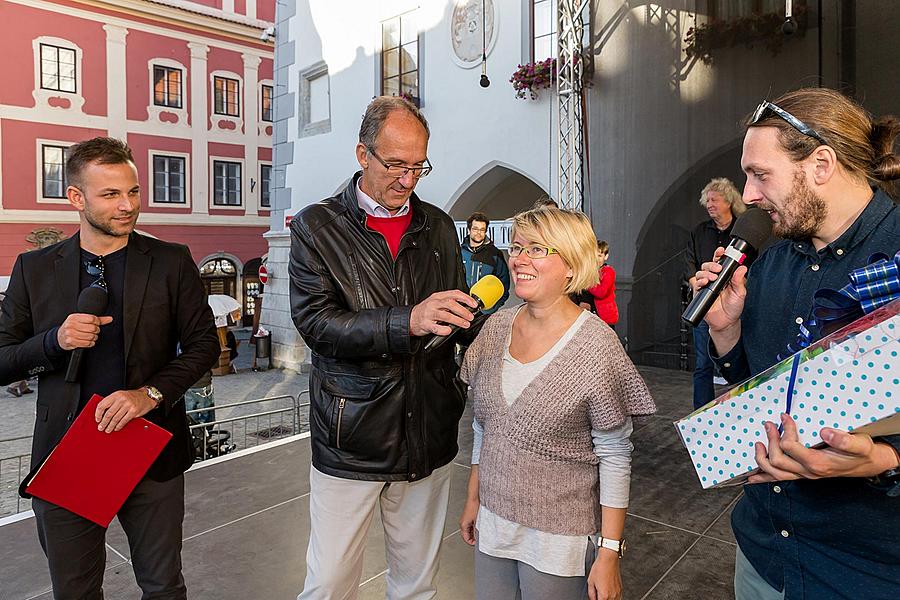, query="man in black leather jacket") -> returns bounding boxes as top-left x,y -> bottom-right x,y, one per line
290,96 -> 479,599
